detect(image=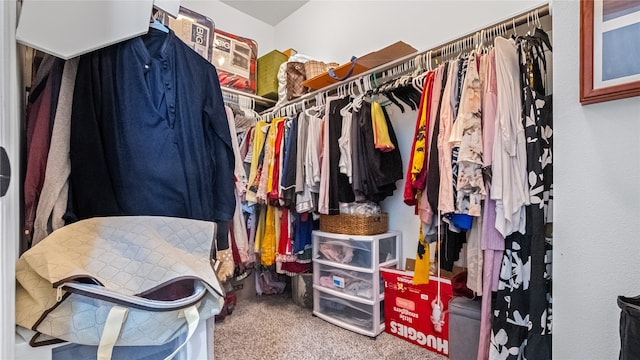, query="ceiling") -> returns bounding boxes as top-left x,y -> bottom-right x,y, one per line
220,0 -> 309,26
